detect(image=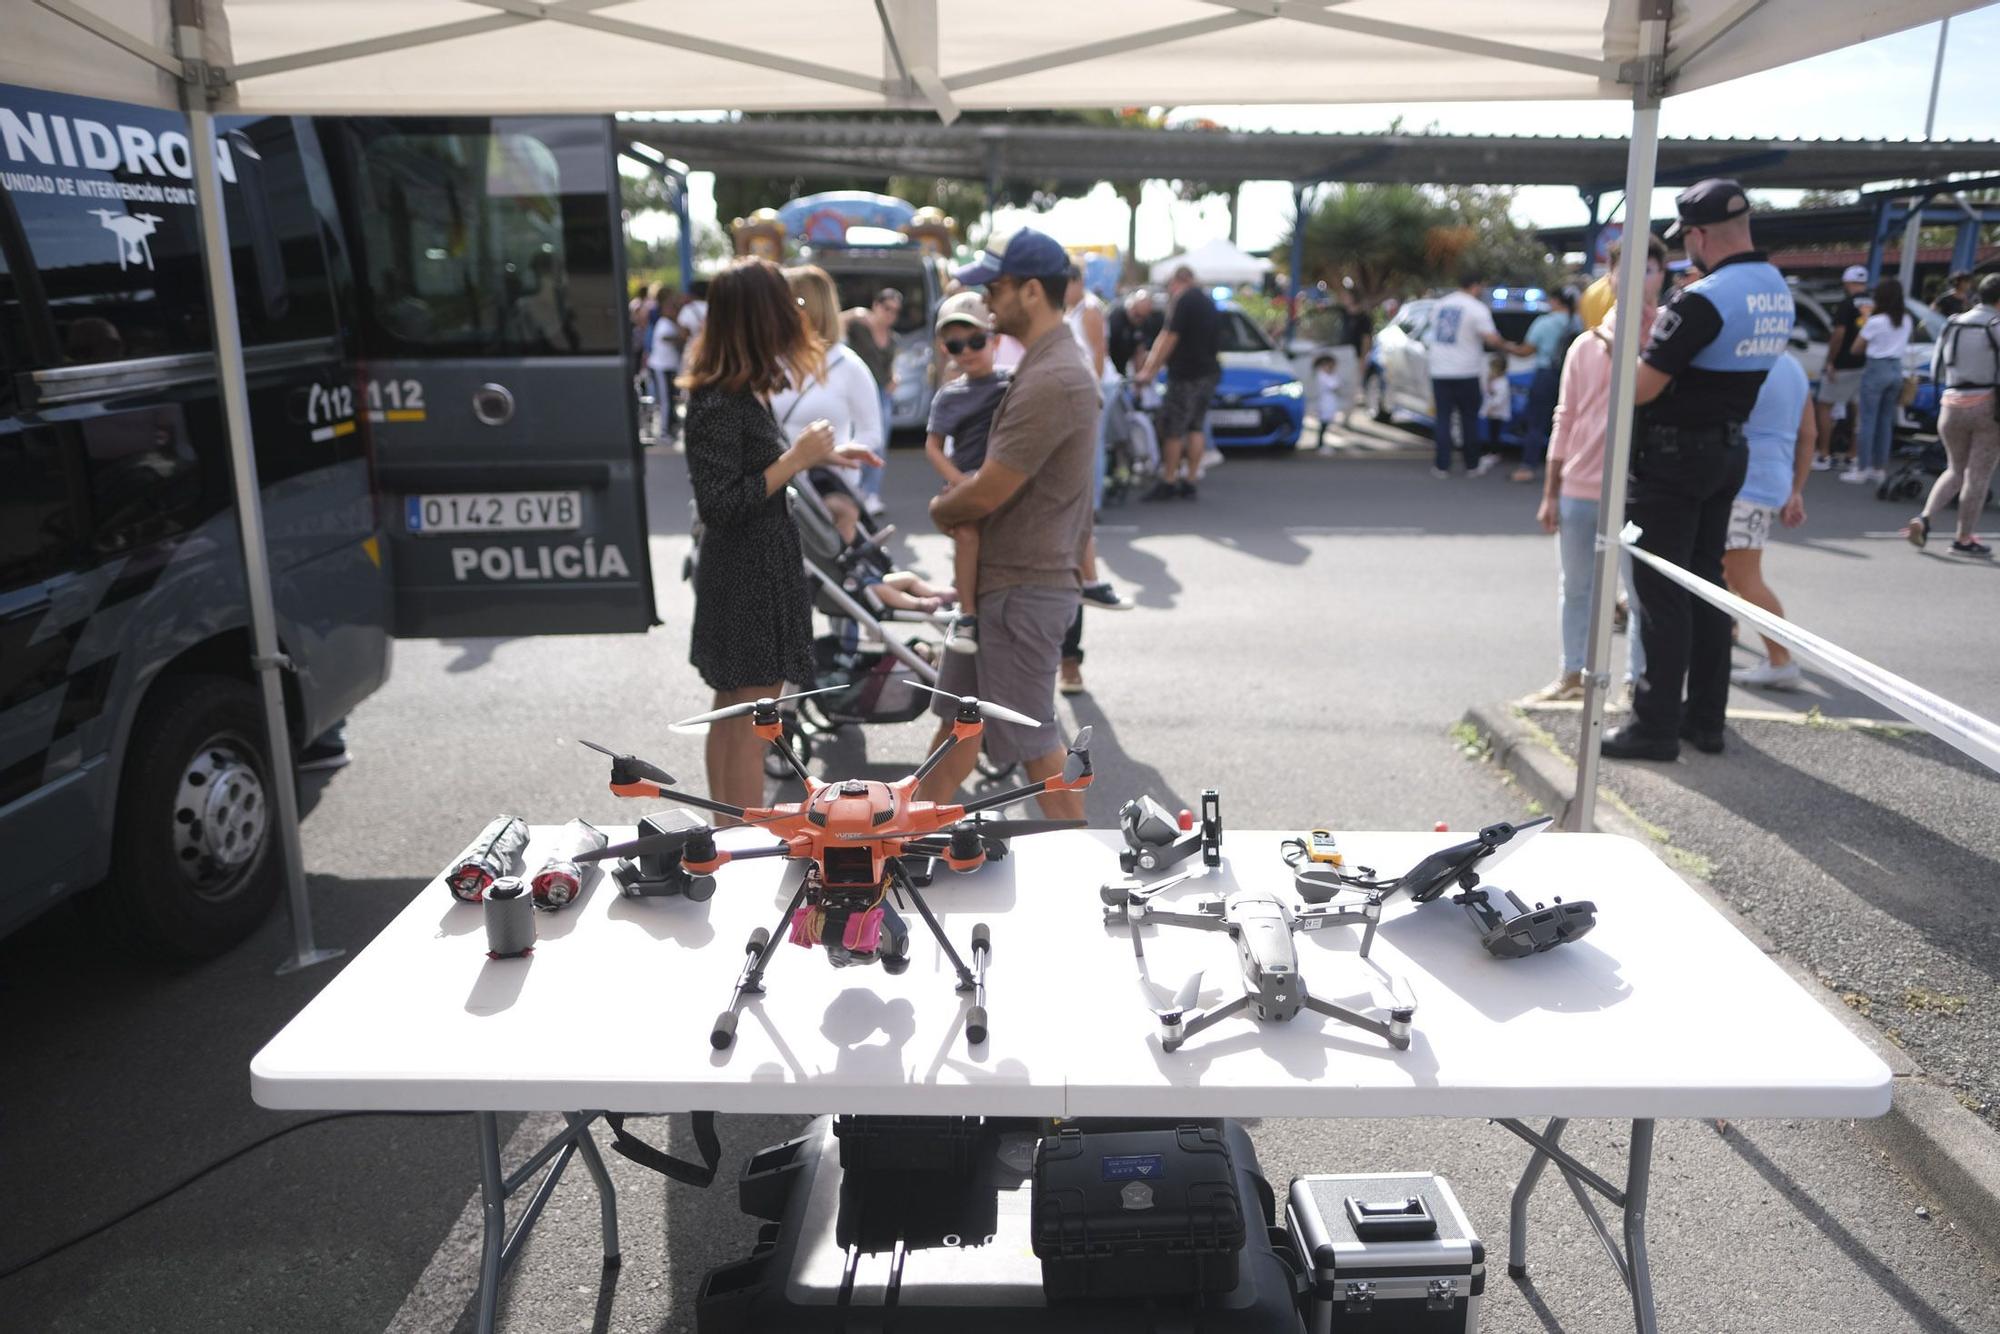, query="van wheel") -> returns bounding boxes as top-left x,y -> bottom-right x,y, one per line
1364,371 -> 1390,423
86,676 -> 283,961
